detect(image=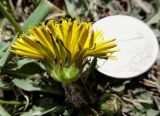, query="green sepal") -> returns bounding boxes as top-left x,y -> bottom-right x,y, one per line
48,64 -> 79,83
